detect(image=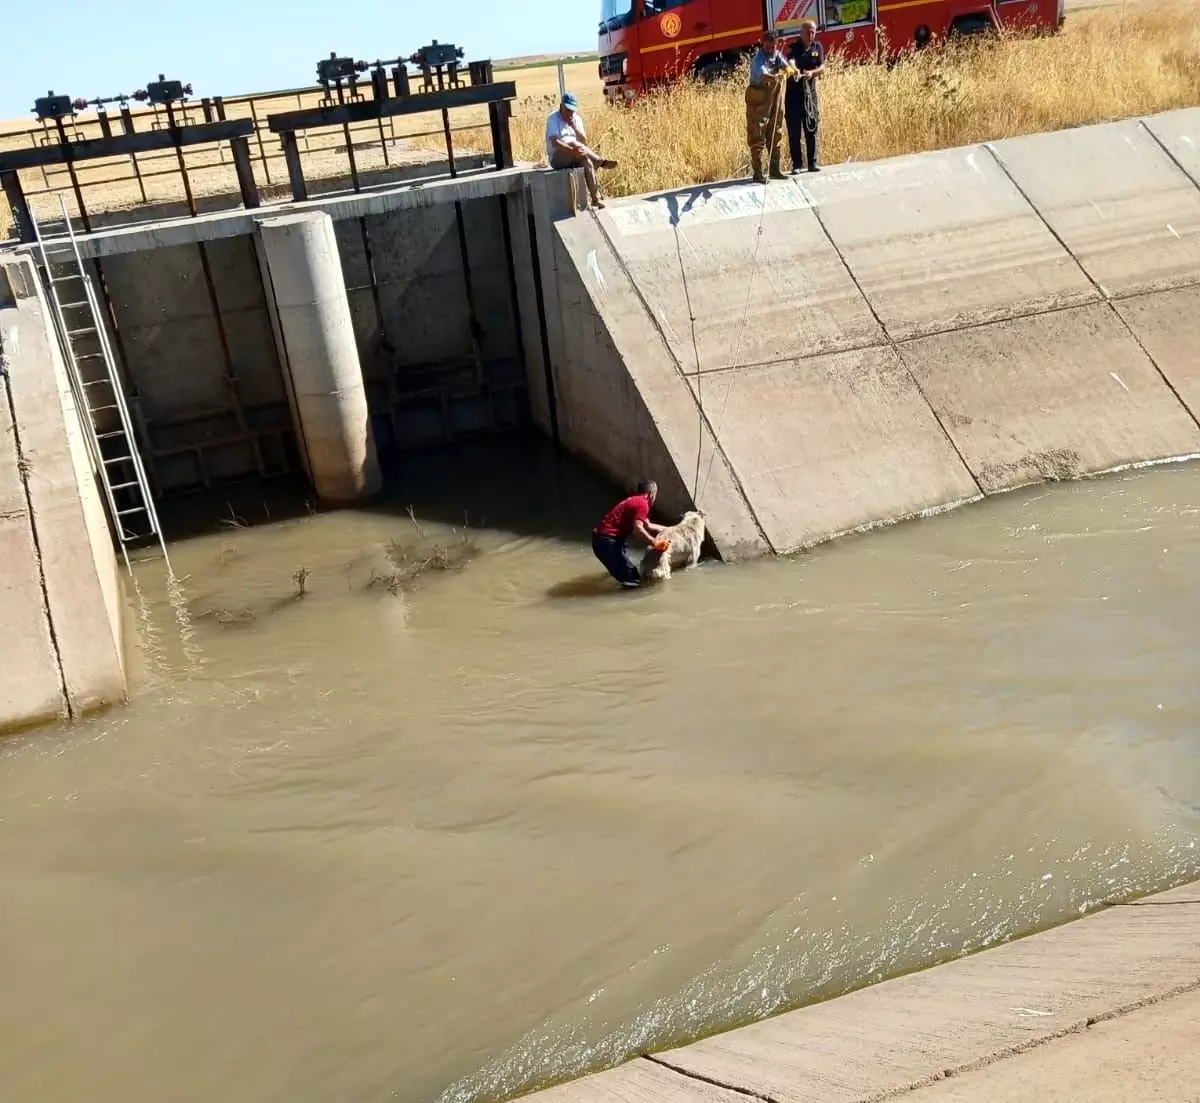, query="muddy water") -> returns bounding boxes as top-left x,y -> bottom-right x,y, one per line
2,441 -> 1199,1103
